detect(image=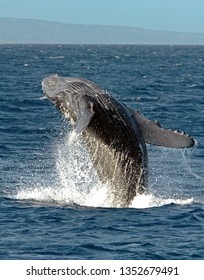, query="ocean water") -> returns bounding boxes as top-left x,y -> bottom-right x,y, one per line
0,45 -> 204,260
